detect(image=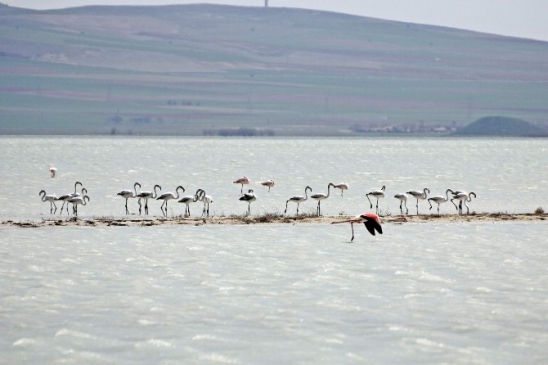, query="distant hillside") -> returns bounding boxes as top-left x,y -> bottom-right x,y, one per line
1,3 -> 547,135
455,116 -> 548,136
